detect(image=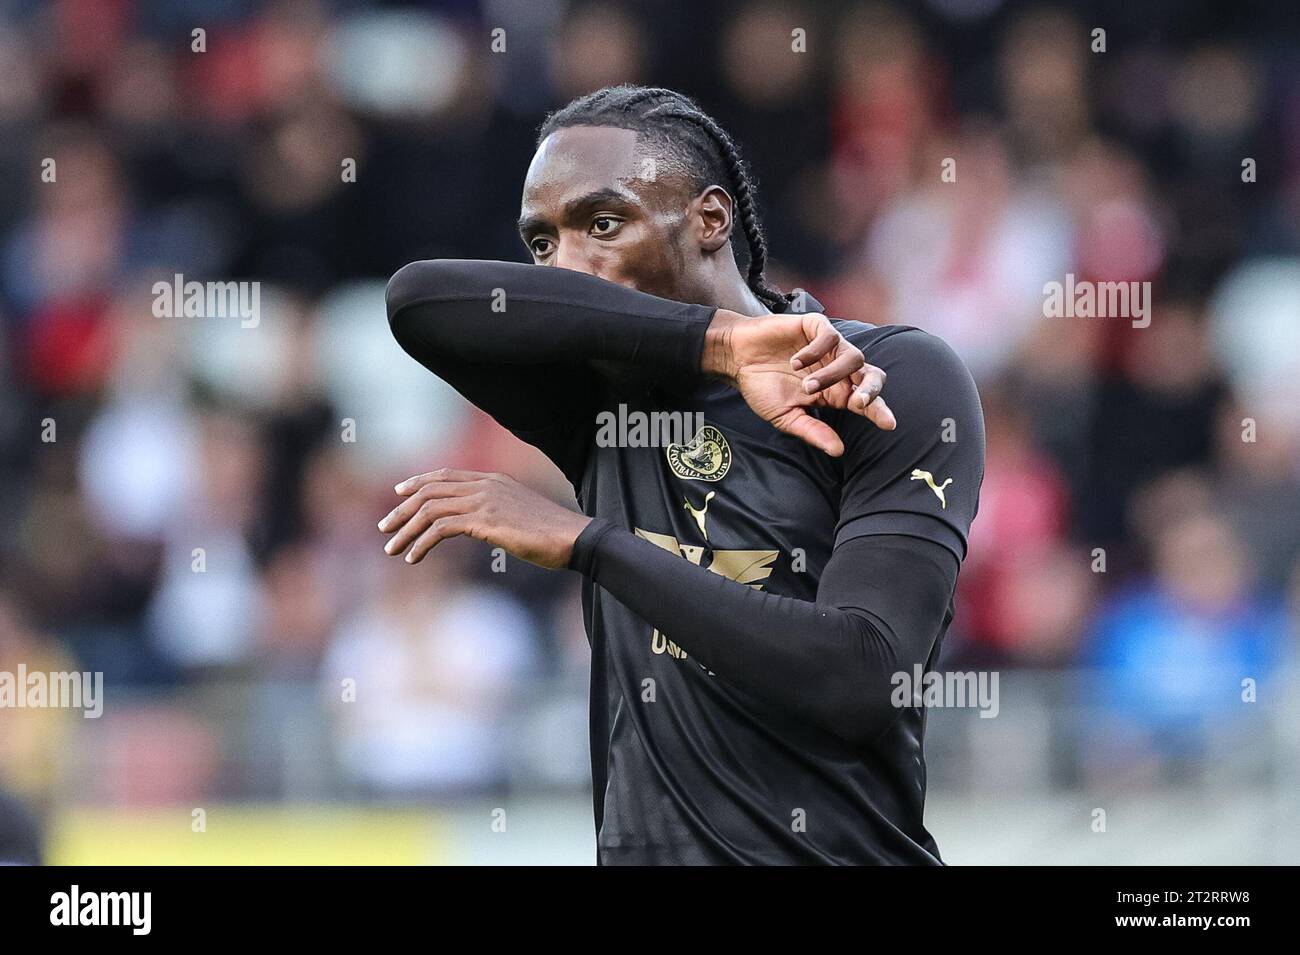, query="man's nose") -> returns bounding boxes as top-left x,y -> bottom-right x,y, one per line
552,241 -> 598,278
